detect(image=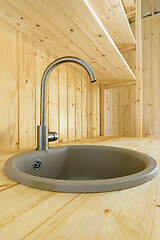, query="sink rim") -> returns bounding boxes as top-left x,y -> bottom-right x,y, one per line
4,145 -> 158,193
